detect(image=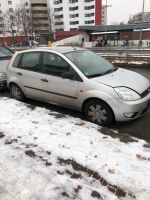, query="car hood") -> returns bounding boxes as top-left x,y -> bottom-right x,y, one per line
92,68 -> 150,94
